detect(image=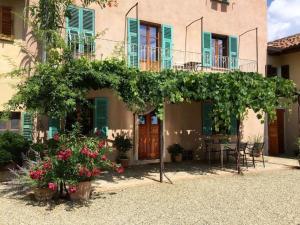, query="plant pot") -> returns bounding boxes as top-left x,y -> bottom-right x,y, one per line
172,154 -> 182,162
33,187 -> 55,201
120,158 -> 129,168
69,181 -> 92,201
